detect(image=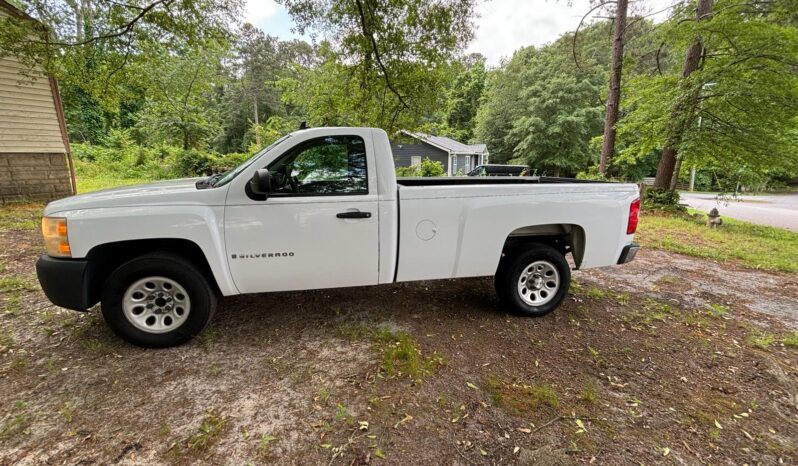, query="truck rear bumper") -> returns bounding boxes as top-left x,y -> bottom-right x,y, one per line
35,255 -> 94,312
617,242 -> 640,264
